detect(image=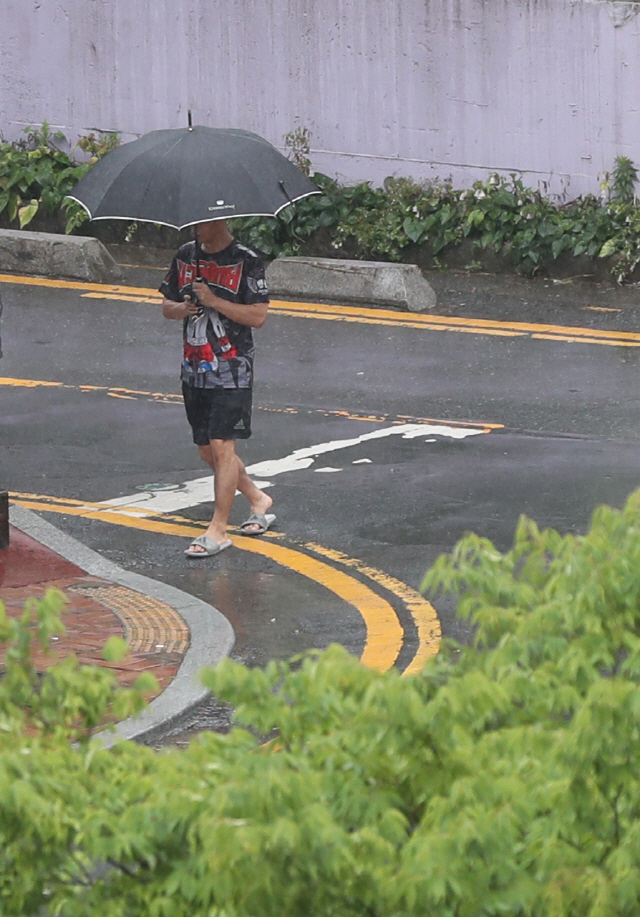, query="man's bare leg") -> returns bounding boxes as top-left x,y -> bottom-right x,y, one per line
236,454 -> 273,530
187,441 -> 273,553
